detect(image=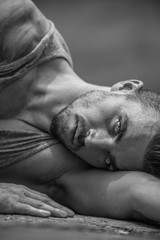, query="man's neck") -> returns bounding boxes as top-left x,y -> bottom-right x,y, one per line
19,59 -> 110,133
